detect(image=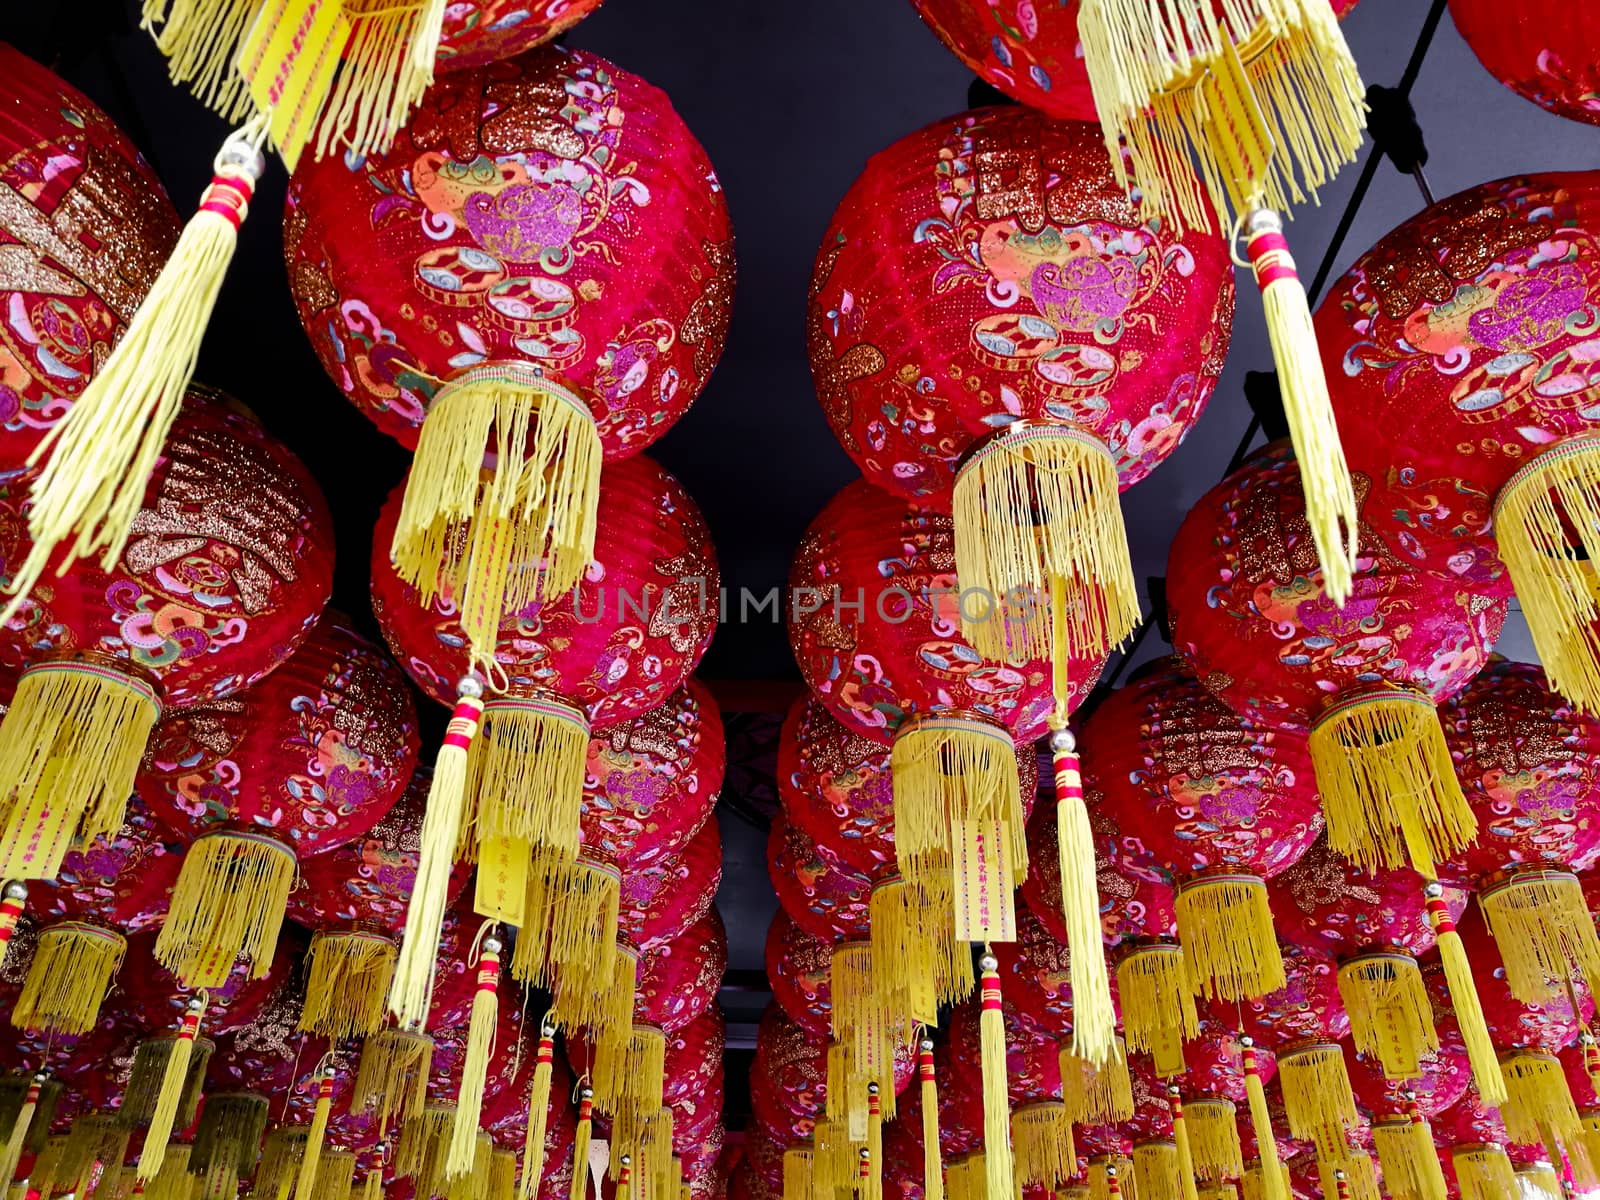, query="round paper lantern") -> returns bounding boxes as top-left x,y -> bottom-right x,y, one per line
663,1008 -> 726,1126
767,815 -> 871,945
287,45 -> 733,669
766,912 -> 833,1040
0,387 -> 333,885
1235,943 -> 1352,1049
0,44 -> 180,464
1169,441 -> 1511,1108
1268,835 -> 1469,1084
1440,656 -> 1600,1006
288,765 -> 473,1041
1442,917 -> 1594,1055
1084,656 -> 1321,1003
1168,441 -> 1507,875
372,452 -> 716,1023
751,1006 -> 825,1133
1351,1025 -> 1471,1121
808,104 -> 1231,674
906,1 -> 1360,125
1316,170 -> 1600,713
438,2 -> 610,69
136,610 -> 418,992
1447,2 -> 1600,126
636,911 -> 726,1037
992,906 -> 1085,1041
